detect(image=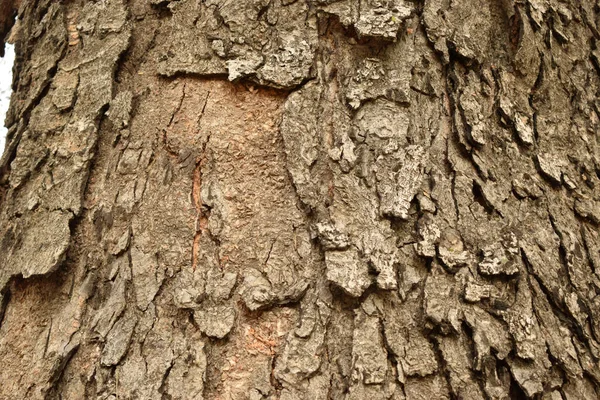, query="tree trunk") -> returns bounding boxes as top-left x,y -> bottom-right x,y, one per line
1,0 -> 599,399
